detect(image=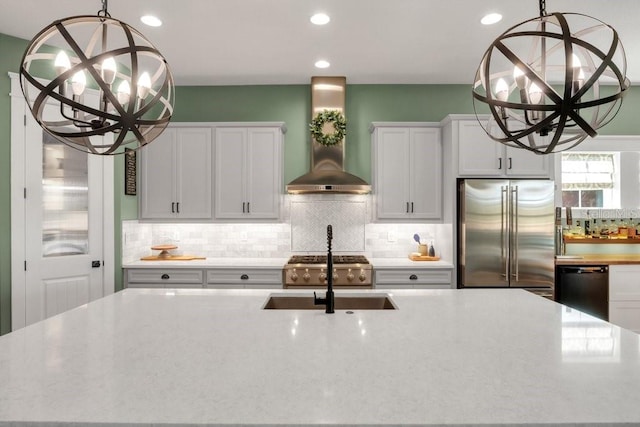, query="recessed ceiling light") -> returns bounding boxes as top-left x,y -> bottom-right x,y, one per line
481,13 -> 502,25
315,60 -> 330,69
141,15 -> 162,27
310,13 -> 330,25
